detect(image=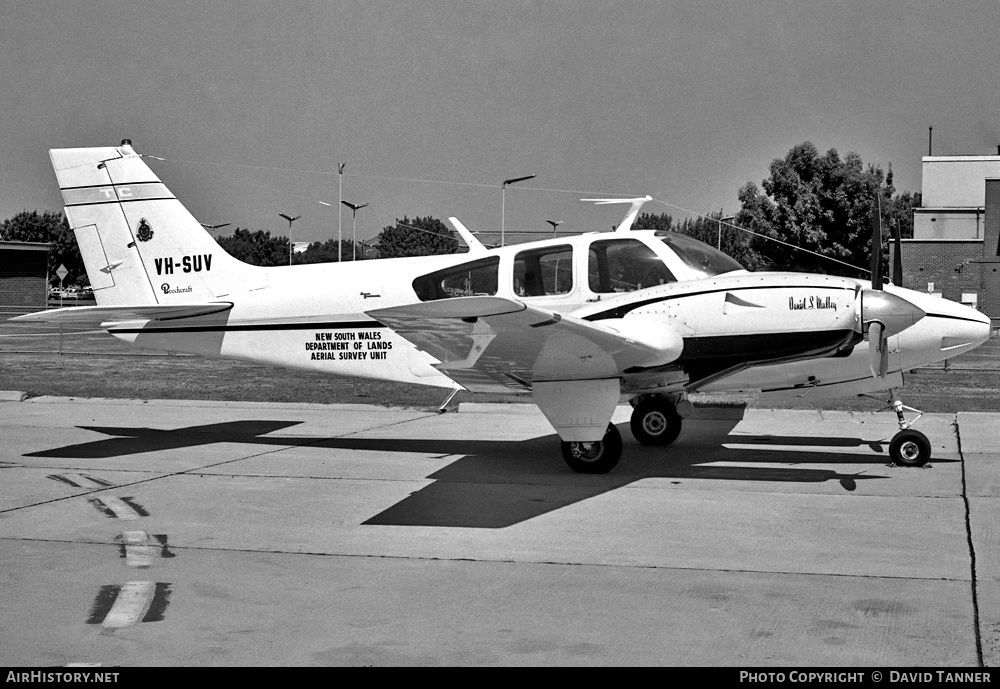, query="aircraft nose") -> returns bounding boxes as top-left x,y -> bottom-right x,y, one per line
941,303 -> 992,353
894,289 -> 992,362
